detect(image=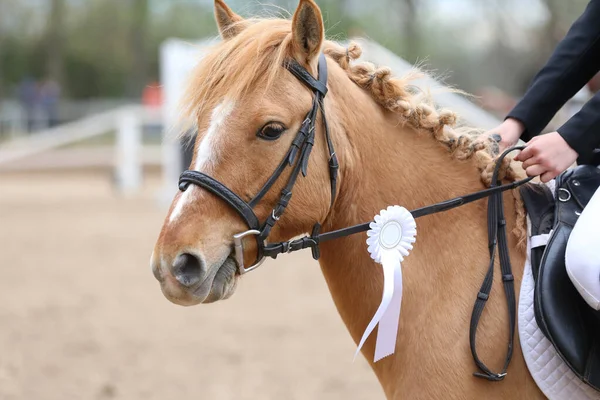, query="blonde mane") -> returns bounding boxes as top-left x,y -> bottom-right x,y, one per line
180,16 -> 527,244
